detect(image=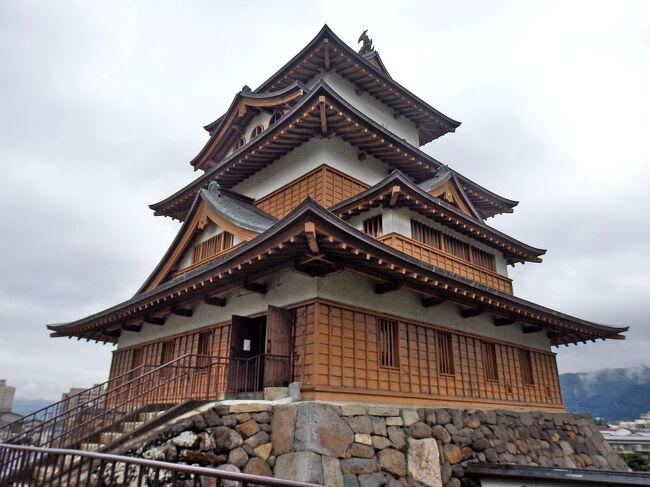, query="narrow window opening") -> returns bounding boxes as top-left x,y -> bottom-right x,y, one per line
437,331 -> 455,375
519,349 -> 535,385
378,319 -> 399,368
411,219 -> 441,248
250,125 -> 264,139
363,215 -> 383,238
193,232 -> 234,264
482,342 -> 499,381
